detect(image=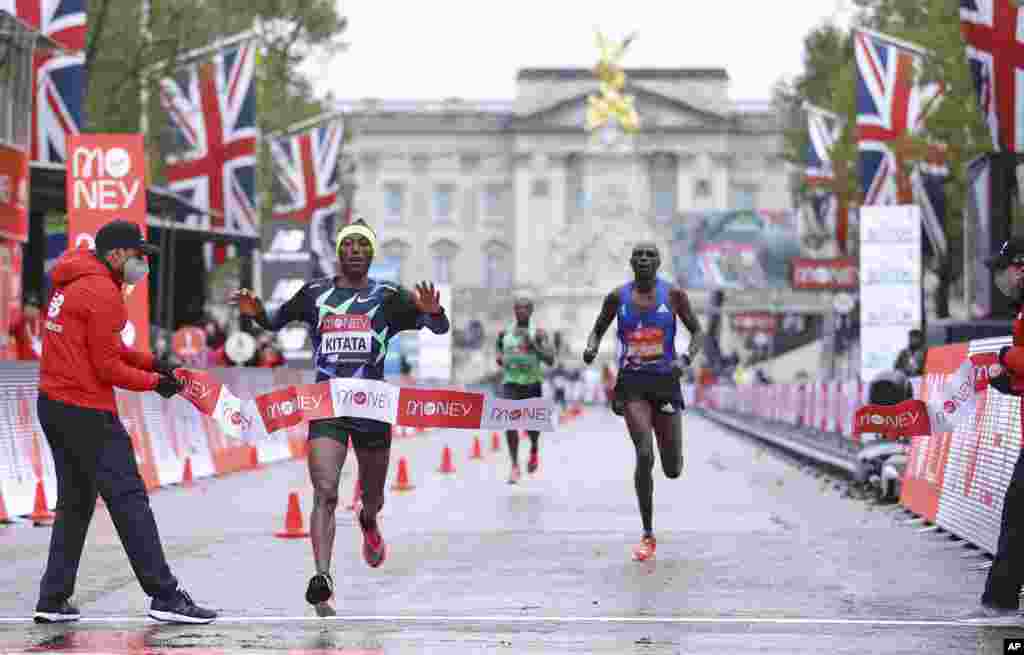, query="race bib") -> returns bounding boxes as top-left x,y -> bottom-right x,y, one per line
320,314 -> 373,359
626,327 -> 665,361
